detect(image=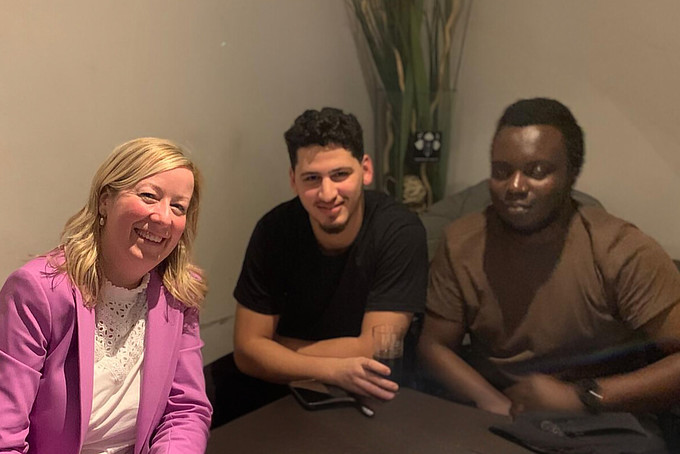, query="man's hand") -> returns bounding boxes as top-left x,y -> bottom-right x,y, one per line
324,357 -> 399,401
477,394 -> 512,416
504,374 -> 583,417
